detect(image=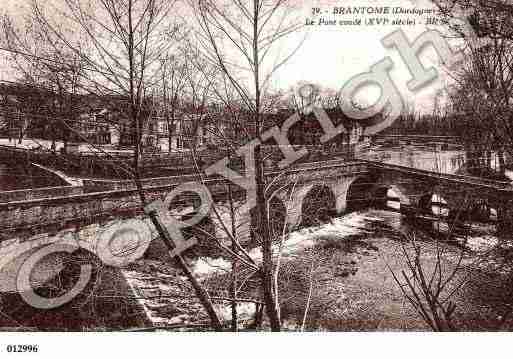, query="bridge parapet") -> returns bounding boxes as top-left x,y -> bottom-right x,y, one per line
0,185 -> 84,203
6,156 -> 513,247
83,173 -> 206,191
0,159 -> 368,236
365,161 -> 513,192
1,158 -> 512,234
